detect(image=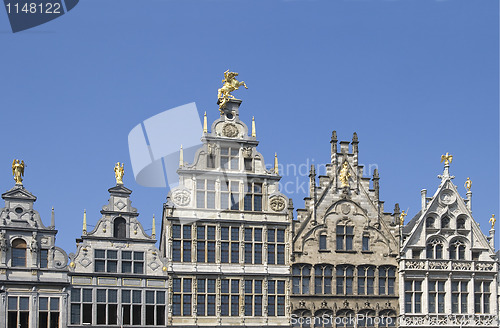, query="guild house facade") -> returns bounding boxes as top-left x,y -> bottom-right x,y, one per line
0,71 -> 498,328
